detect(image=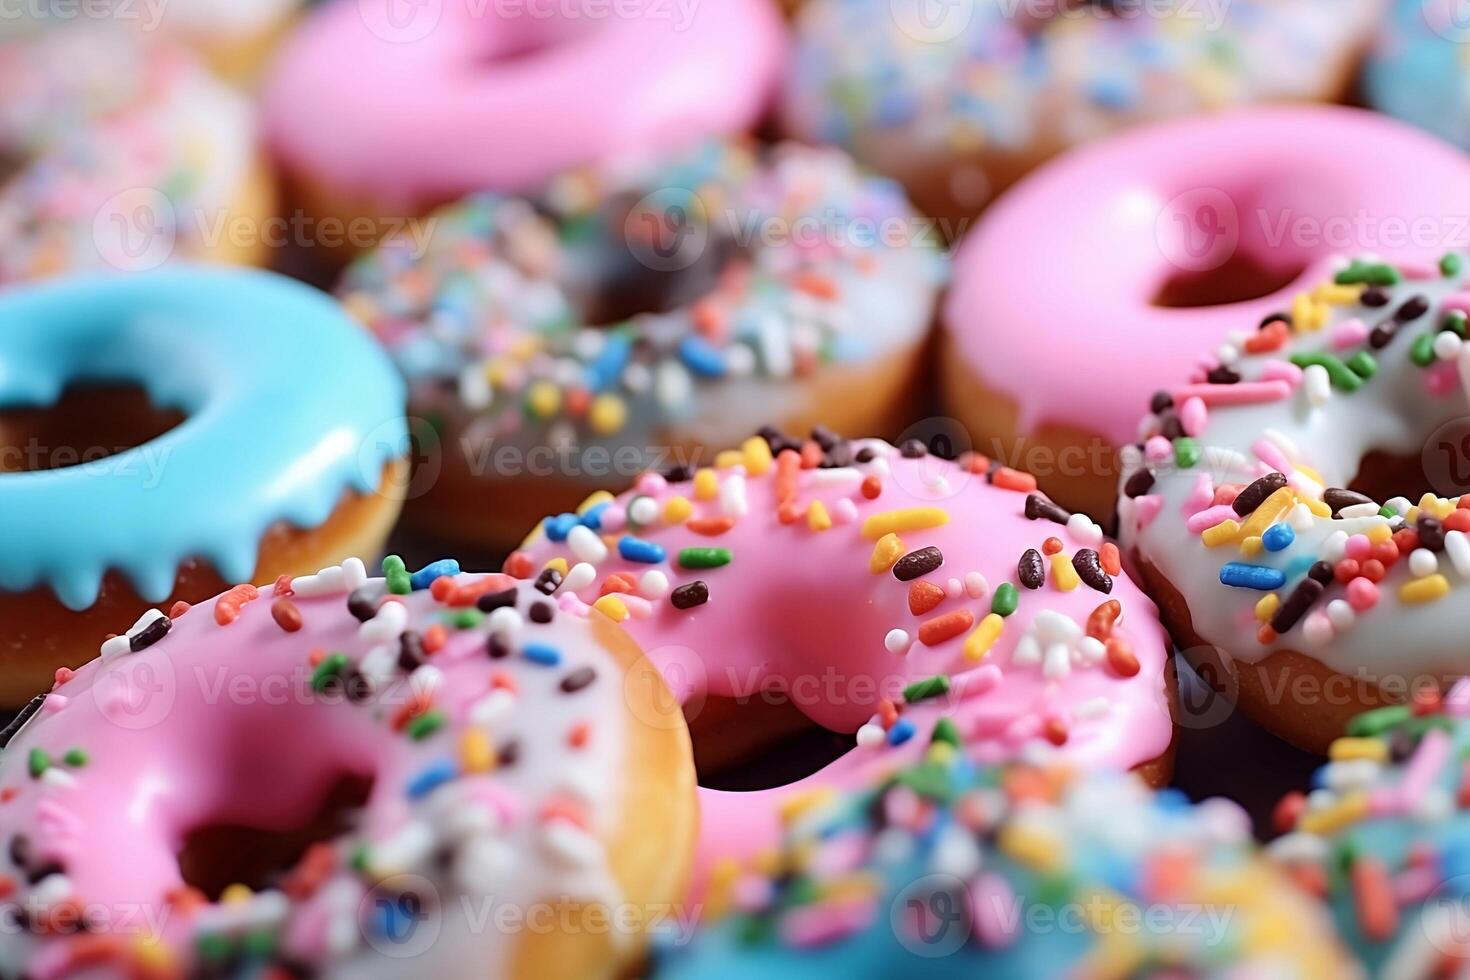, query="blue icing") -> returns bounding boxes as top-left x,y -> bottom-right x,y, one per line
1366,0 -> 1470,149
0,267 -> 407,610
